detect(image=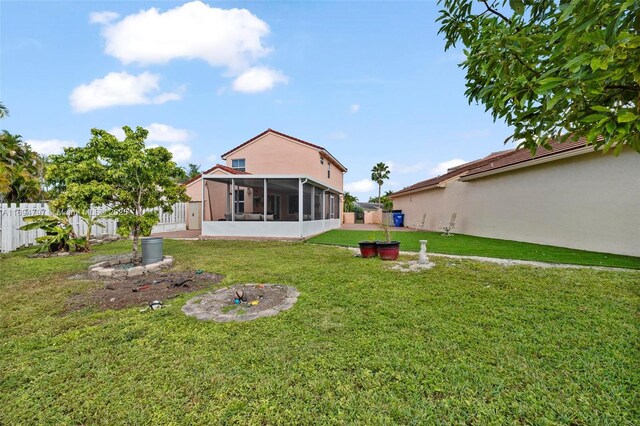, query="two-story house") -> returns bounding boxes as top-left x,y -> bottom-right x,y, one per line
185,129 -> 347,238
